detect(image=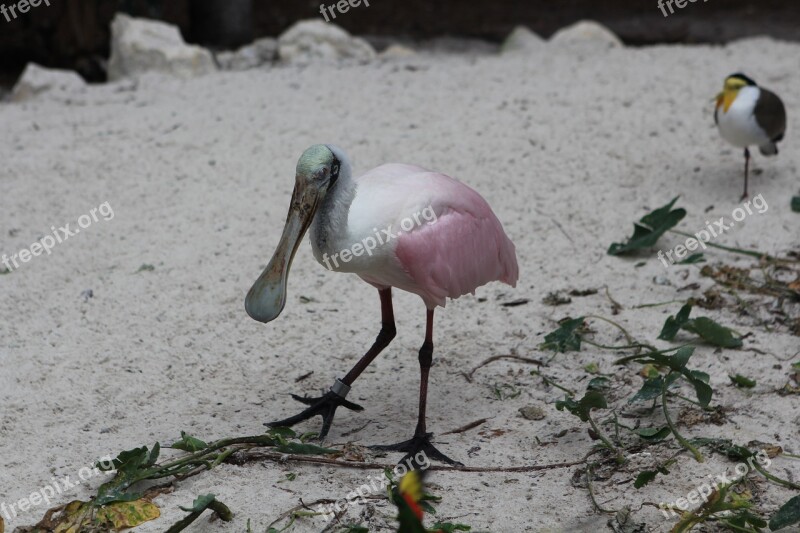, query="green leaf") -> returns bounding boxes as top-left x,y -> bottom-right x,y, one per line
724,509 -> 767,530
608,197 -> 686,255
687,373 -> 713,408
539,317 -> 584,352
658,304 -> 693,341
171,431 -> 208,452
678,253 -> 705,264
729,374 -> 756,388
634,464 -> 671,489
769,495 -> 800,530
167,494 -> 233,533
266,427 -> 297,439
635,427 -> 671,442
587,377 -> 611,391
555,391 -> 608,422
792,196 -> 800,213
683,317 -> 743,348
658,304 -> 742,348
630,377 -> 665,403
431,523 -> 472,532
274,441 -> 338,455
